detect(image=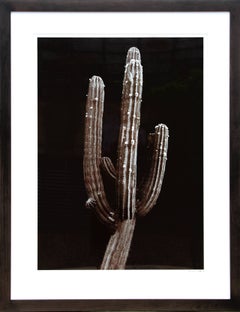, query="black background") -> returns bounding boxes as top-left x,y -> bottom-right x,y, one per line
38,38 -> 203,269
